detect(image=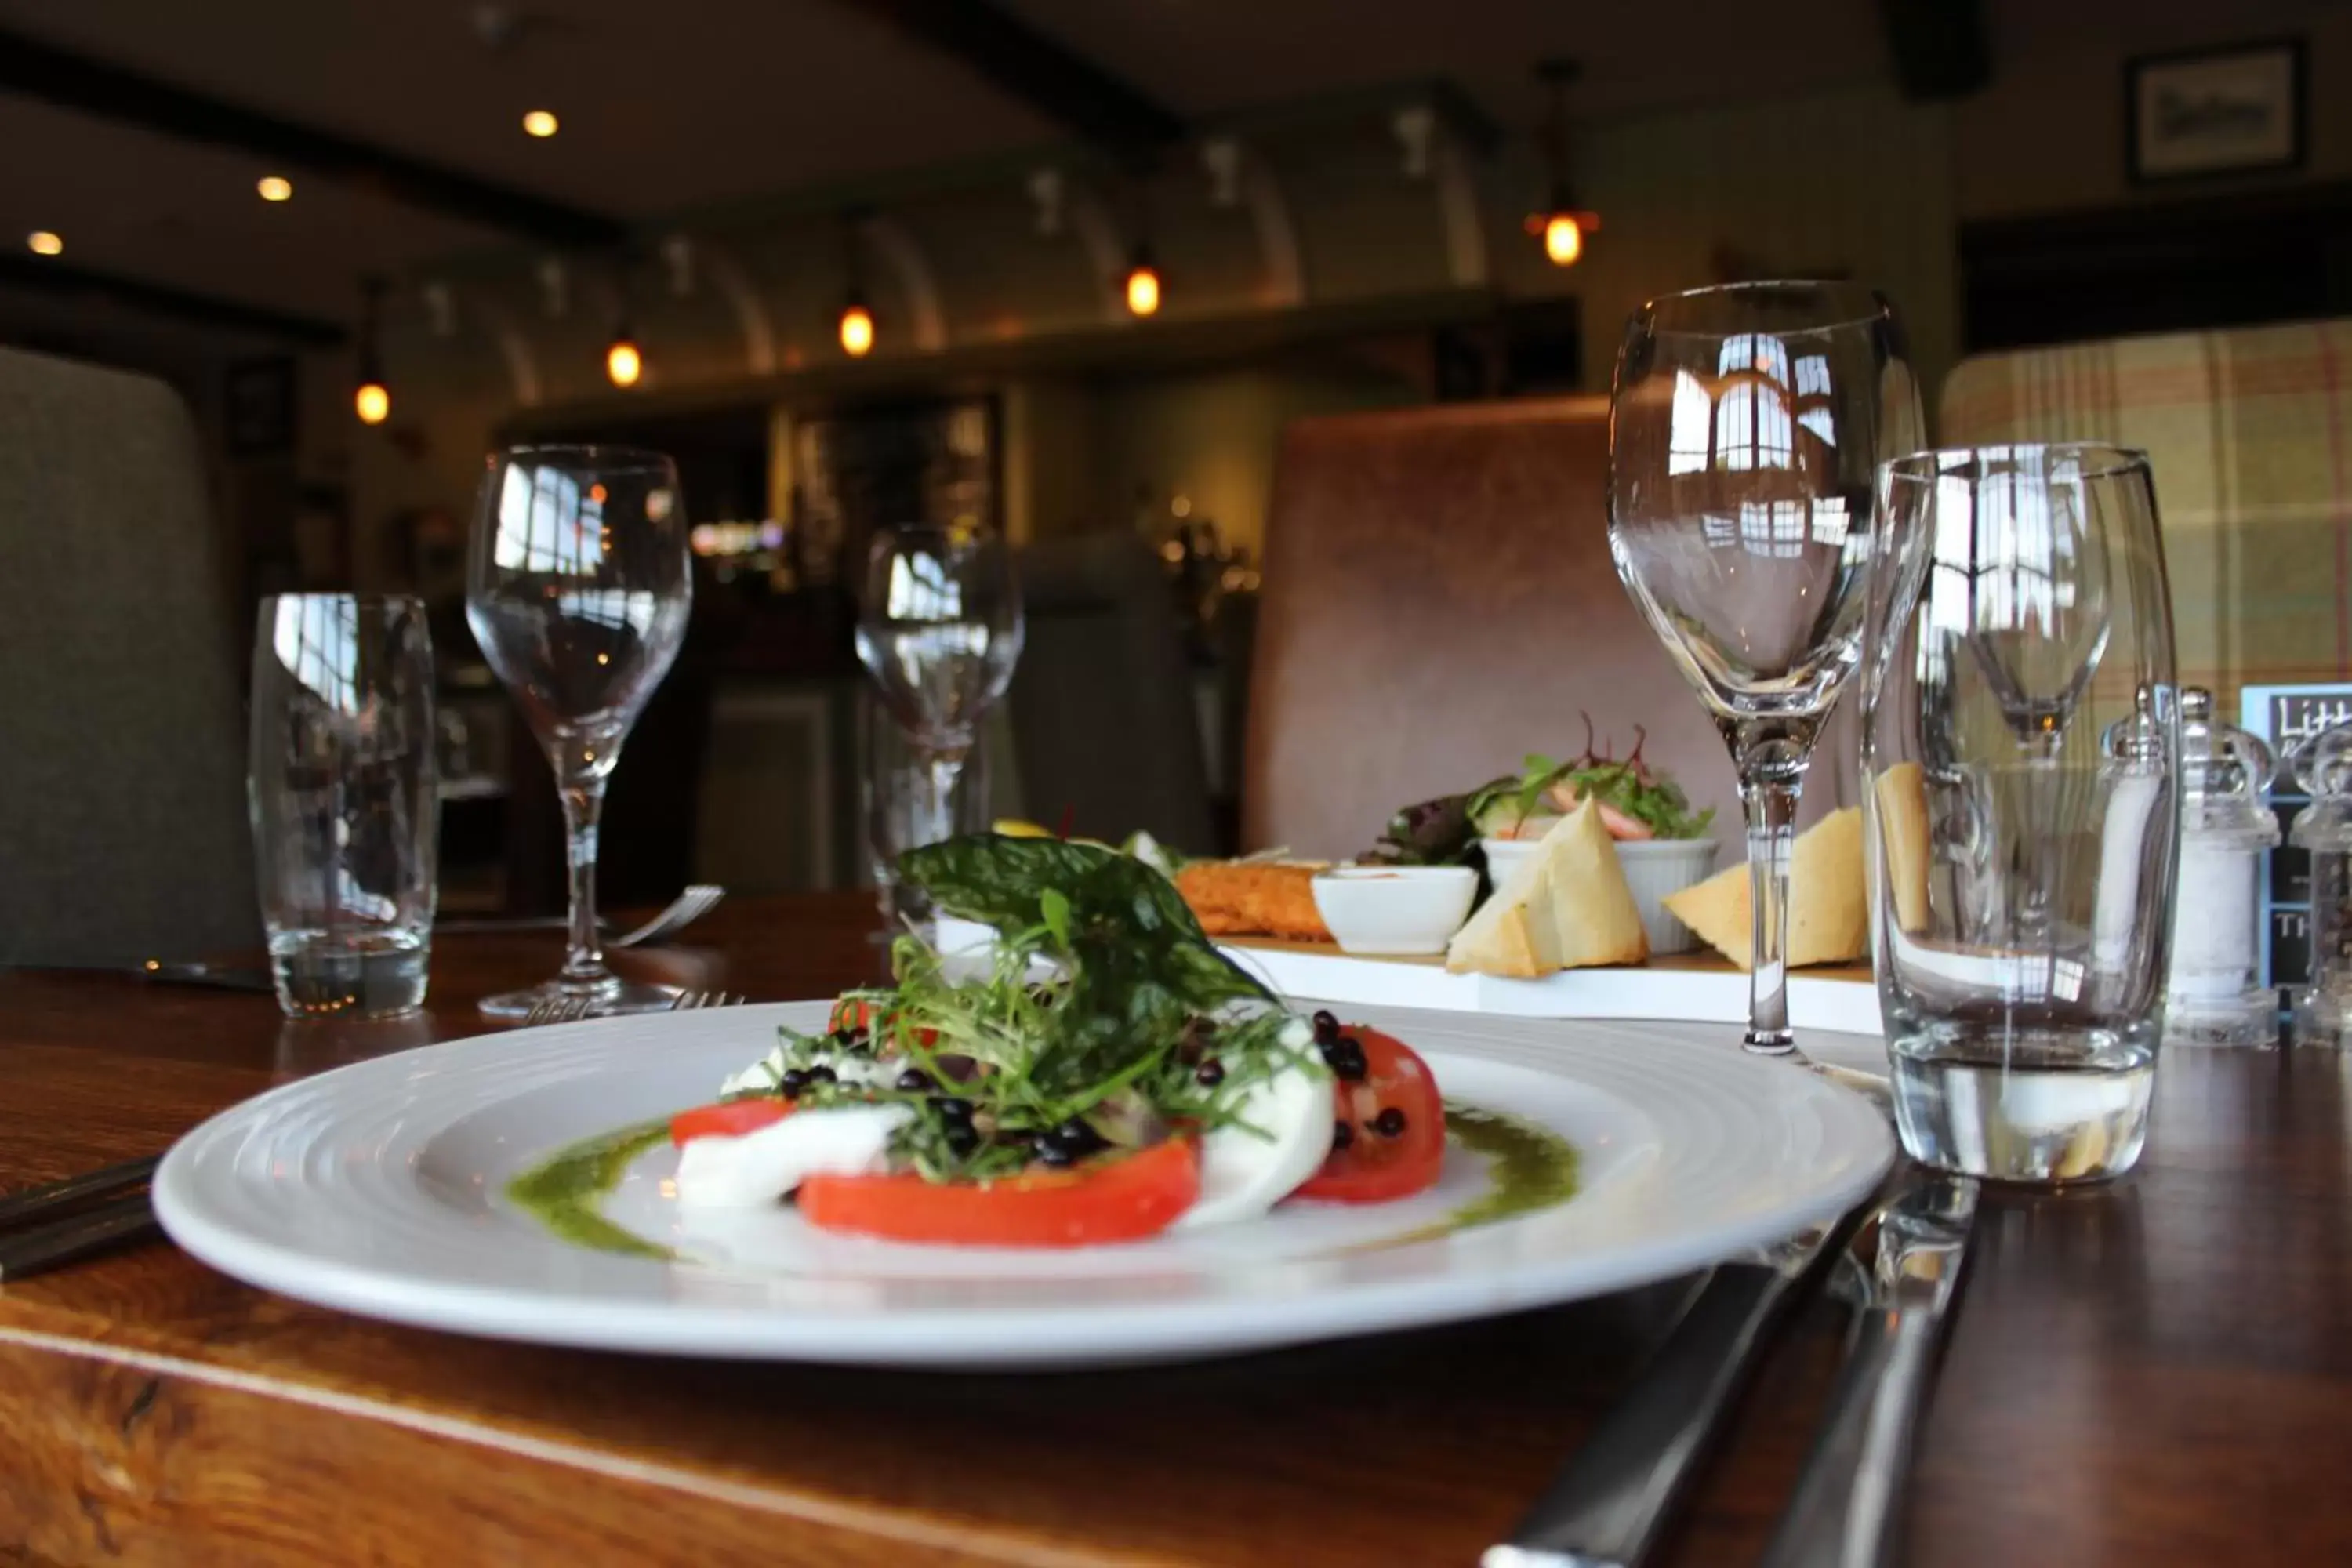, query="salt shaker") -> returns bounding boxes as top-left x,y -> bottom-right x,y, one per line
2294,722 -> 2352,1047
2165,688 -> 2277,1047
